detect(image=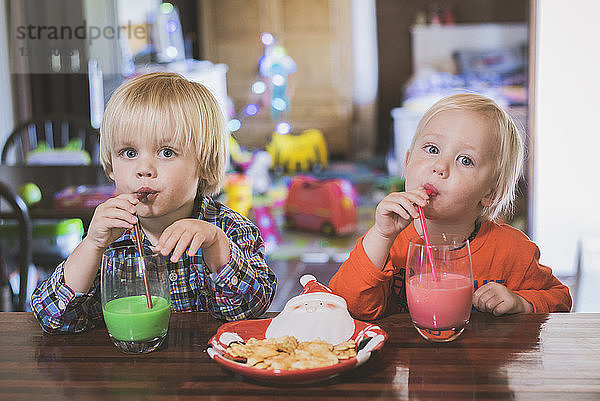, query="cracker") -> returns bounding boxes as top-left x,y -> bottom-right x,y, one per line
333,339 -> 357,359
226,336 -> 357,370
